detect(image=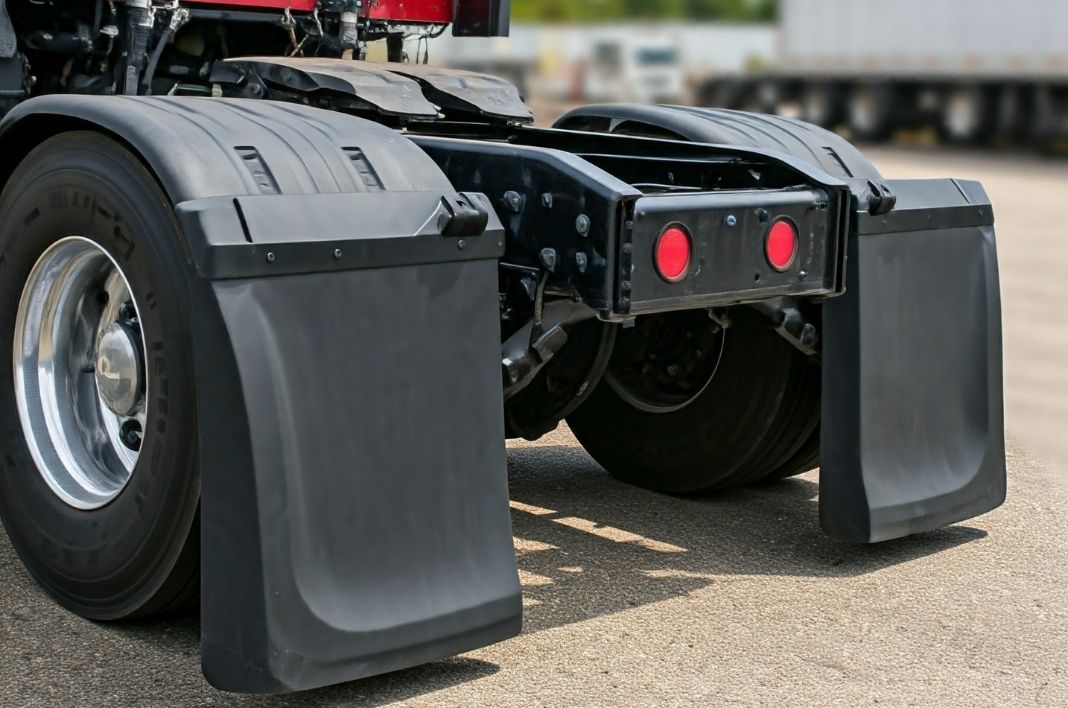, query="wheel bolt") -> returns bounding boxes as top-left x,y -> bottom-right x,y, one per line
120,419 -> 143,451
